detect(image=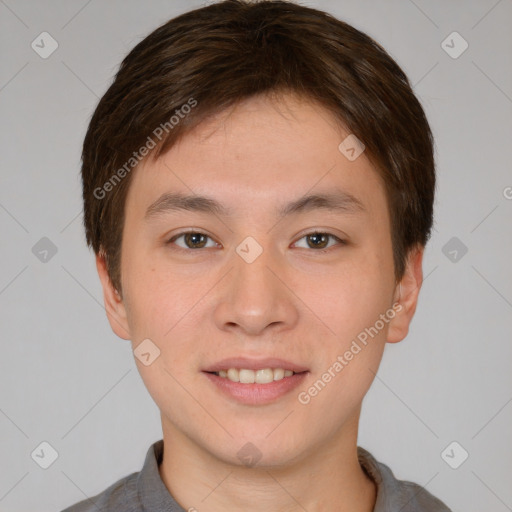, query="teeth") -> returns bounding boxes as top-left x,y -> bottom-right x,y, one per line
256,368 -> 274,384
239,369 -> 255,383
215,368 -> 297,383
273,368 -> 285,381
227,368 -> 239,381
